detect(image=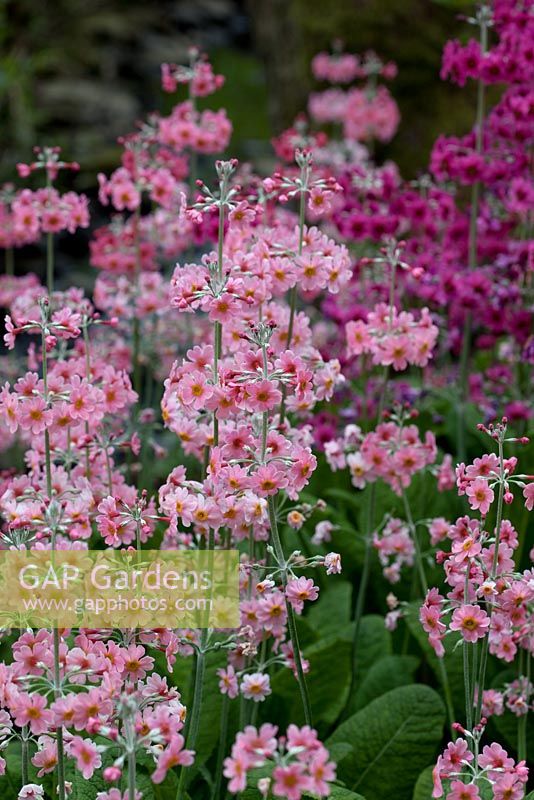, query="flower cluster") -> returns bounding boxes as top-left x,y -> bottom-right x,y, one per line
223,724 -> 336,799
